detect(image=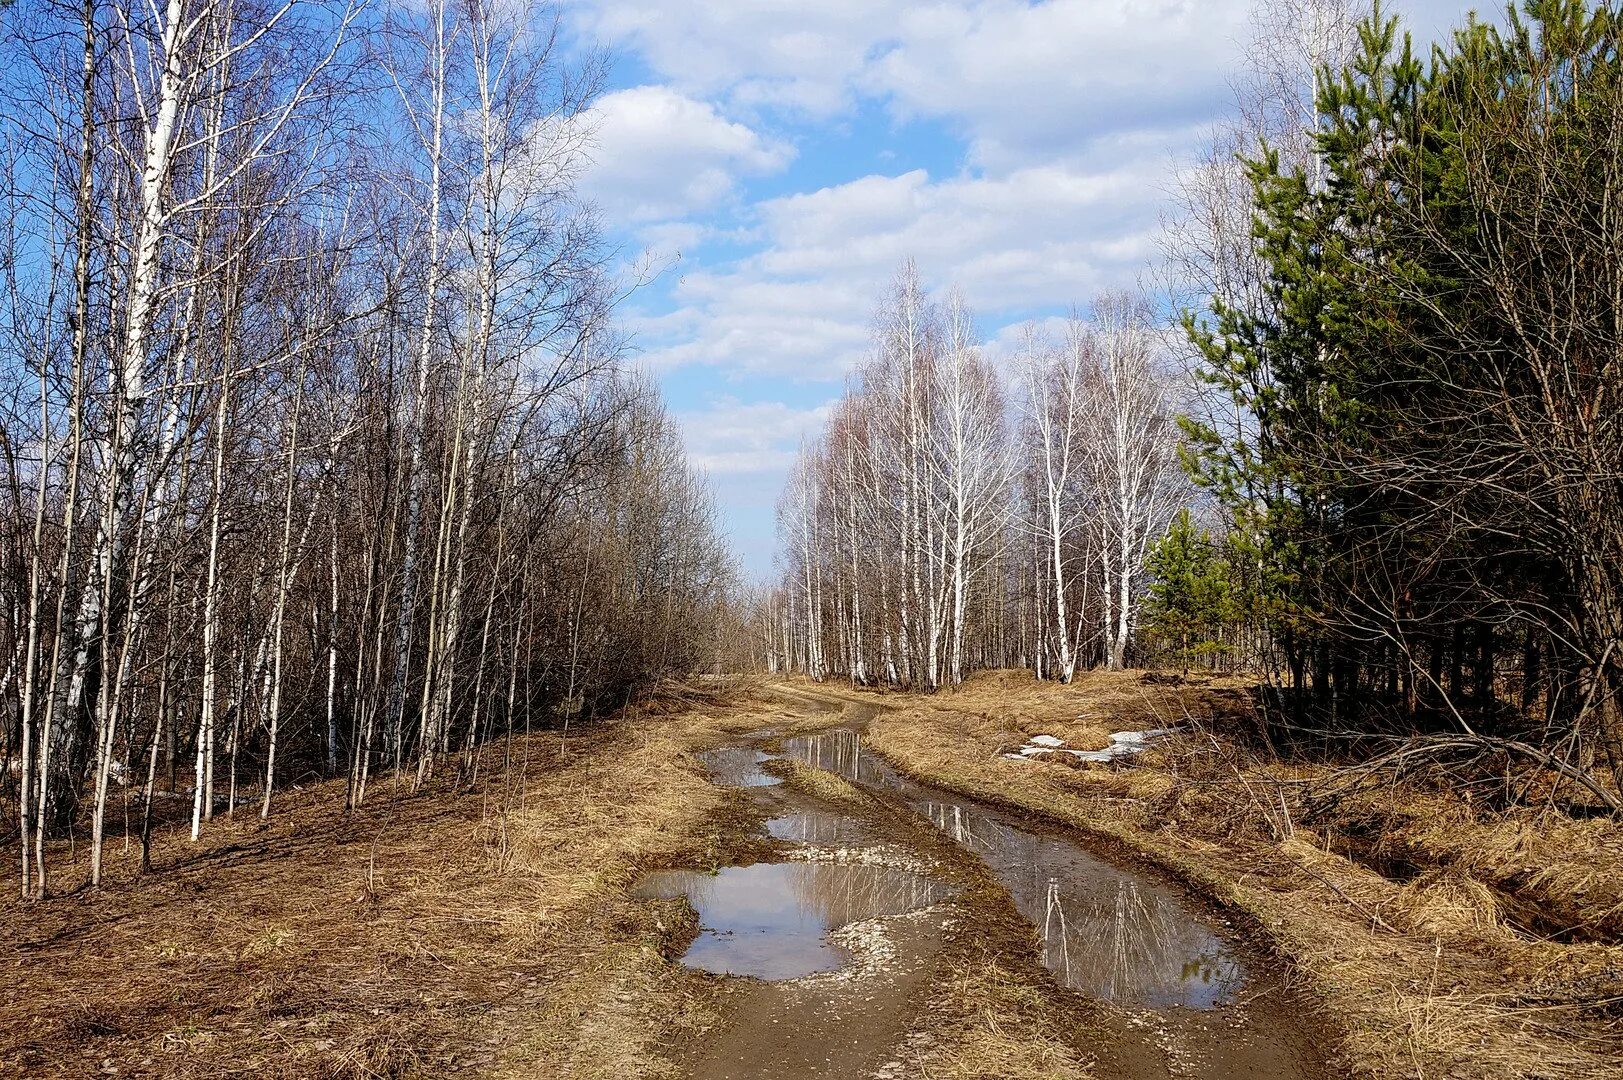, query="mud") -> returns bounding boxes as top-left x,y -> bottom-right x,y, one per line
697,746 -> 784,788
784,726 -> 1242,1008
644,690 -> 1332,1080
